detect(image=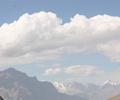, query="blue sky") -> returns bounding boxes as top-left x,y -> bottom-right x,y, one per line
0,0 -> 120,24
0,0 -> 120,84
